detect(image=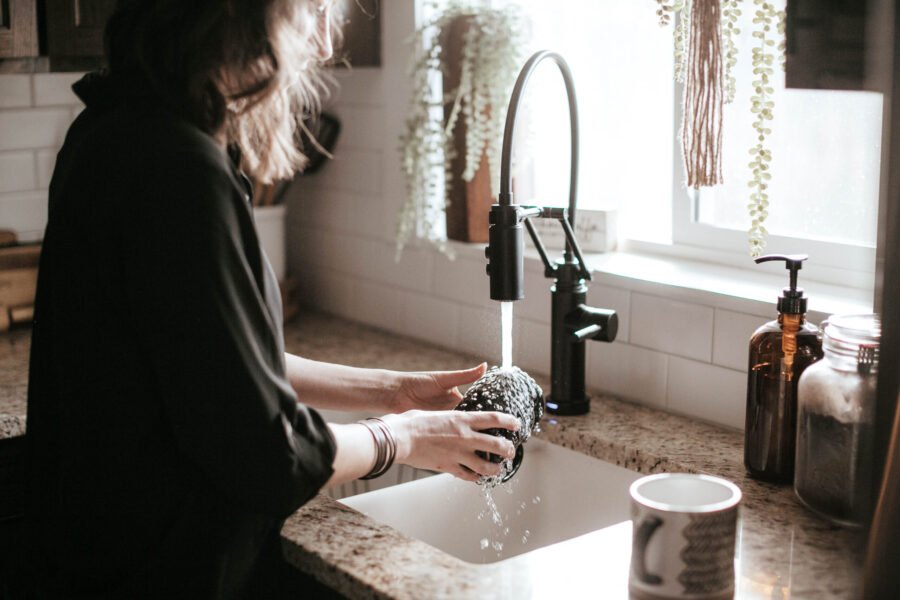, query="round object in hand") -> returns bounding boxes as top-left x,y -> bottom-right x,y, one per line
455,366 -> 544,483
